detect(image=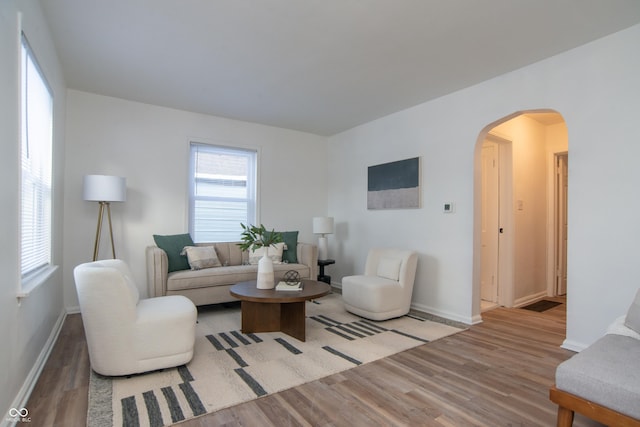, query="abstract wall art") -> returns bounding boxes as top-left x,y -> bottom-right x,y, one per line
367,157 -> 420,210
